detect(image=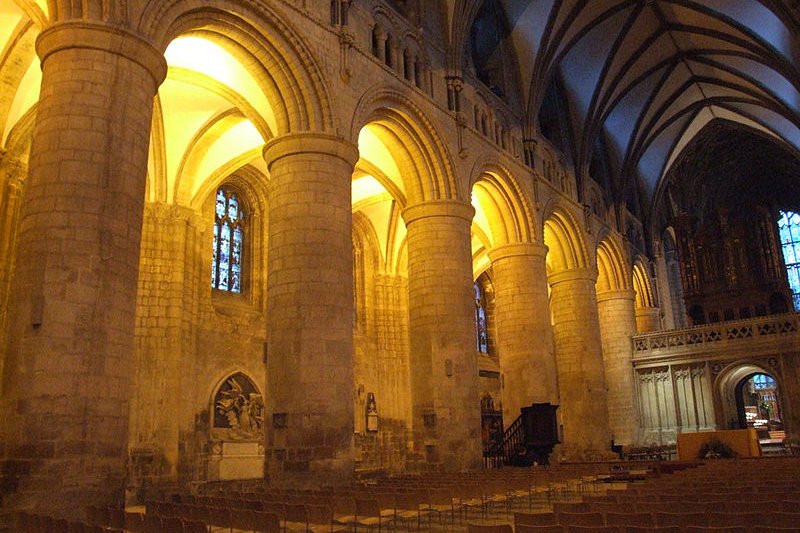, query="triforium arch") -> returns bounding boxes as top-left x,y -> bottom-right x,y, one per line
144,1 -> 335,136
351,86 -> 460,204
